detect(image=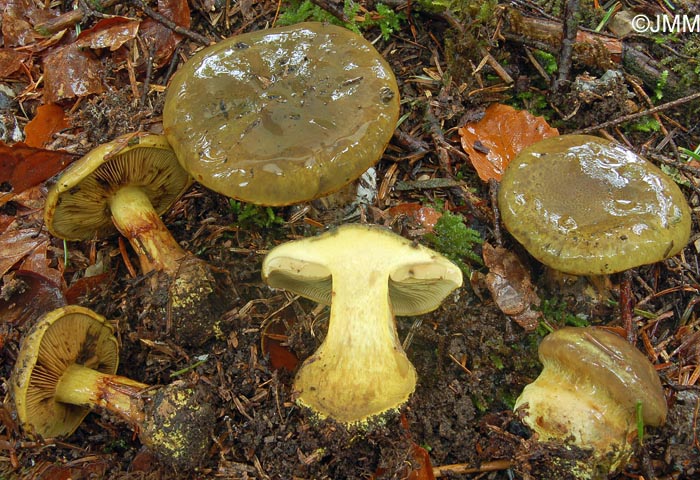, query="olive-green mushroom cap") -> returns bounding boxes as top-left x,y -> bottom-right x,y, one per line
498,134 -> 691,275
163,22 -> 400,206
44,133 -> 192,241
11,305 -> 119,438
537,326 -> 667,426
